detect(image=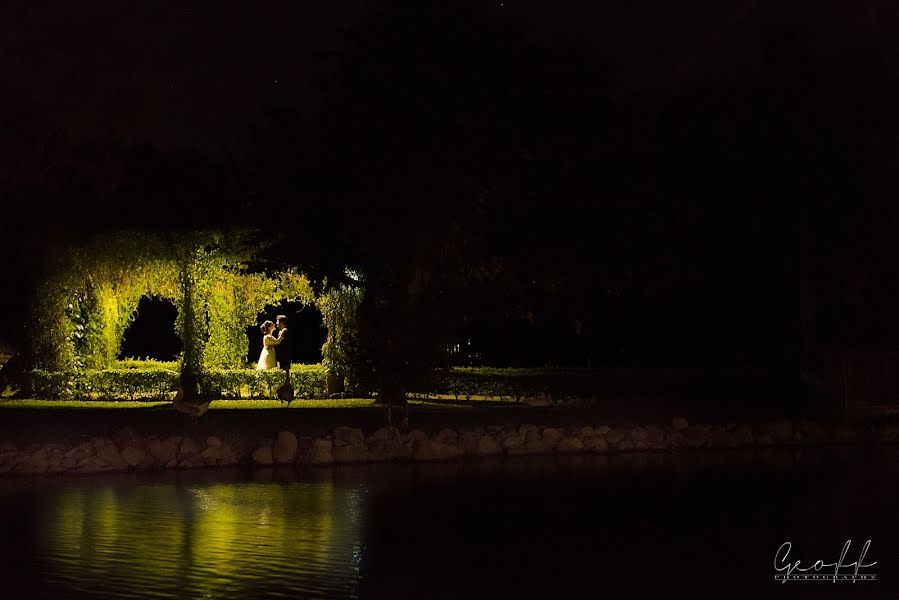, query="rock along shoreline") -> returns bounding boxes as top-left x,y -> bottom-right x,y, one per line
1,418 -> 896,476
